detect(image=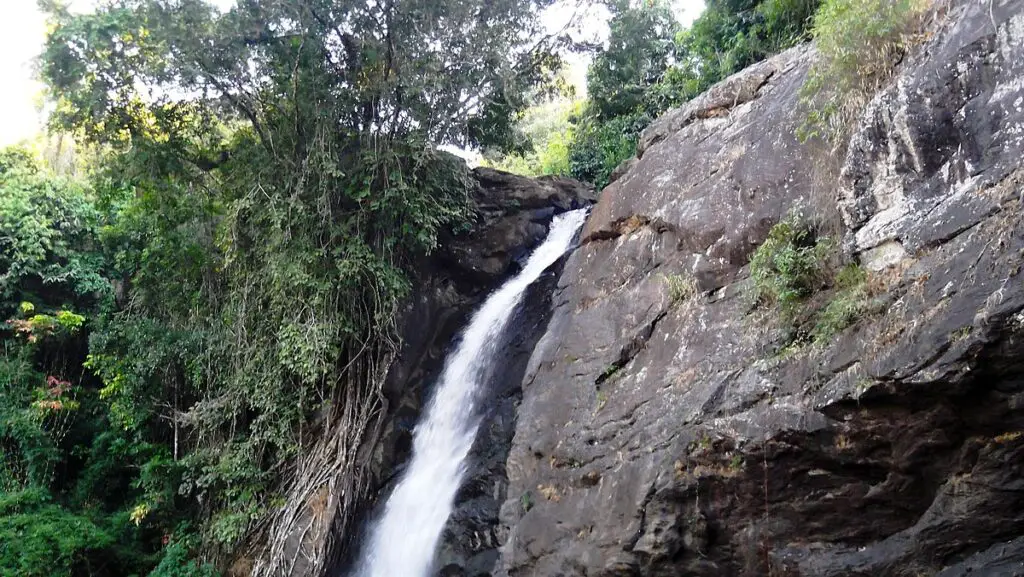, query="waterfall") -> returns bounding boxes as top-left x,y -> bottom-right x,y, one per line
354,208 -> 589,577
